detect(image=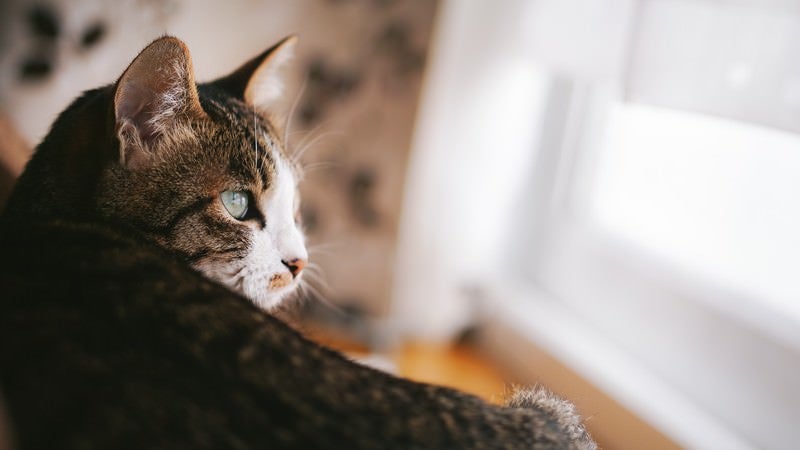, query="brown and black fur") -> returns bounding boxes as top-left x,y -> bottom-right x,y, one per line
0,36 -> 596,449
4,41 -> 285,267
